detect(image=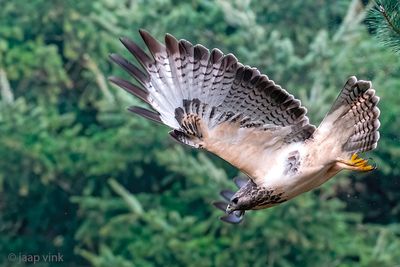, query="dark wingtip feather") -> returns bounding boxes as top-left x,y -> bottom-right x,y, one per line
119,36 -> 153,67
223,53 -> 239,70
109,53 -> 149,85
108,76 -> 149,104
119,36 -> 128,43
127,106 -> 162,124
139,29 -> 165,56
194,44 -> 210,61
210,48 -> 224,63
179,39 -> 194,55
165,33 -> 180,55
138,28 -> 149,36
